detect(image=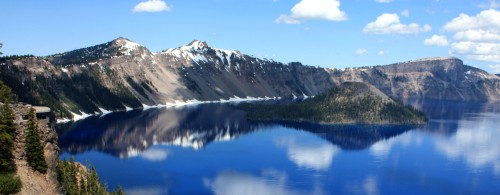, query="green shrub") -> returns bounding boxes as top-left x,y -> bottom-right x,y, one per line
0,174 -> 22,194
